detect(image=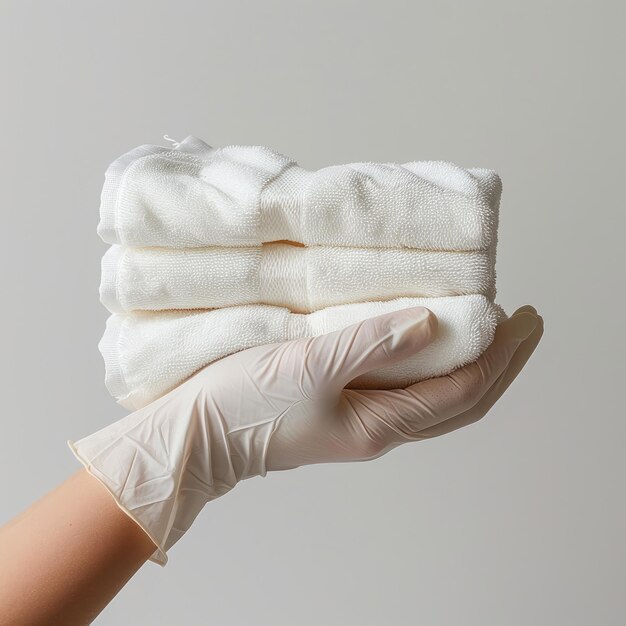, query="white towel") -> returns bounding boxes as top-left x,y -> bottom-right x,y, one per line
101,242 -> 496,314
100,294 -> 505,411
98,136 -> 501,251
